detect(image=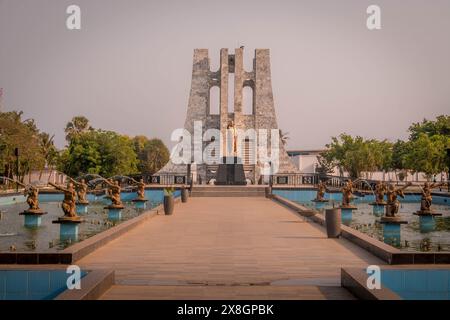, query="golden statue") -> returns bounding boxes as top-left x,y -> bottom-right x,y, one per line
15,181 -> 41,213
104,179 -> 123,207
135,178 -> 146,200
341,180 -> 355,207
419,181 -> 448,212
70,178 -> 89,203
26,185 -> 40,211
227,121 -> 237,156
374,181 -> 387,205
385,182 -> 412,217
315,181 -> 328,201
49,182 -> 77,218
